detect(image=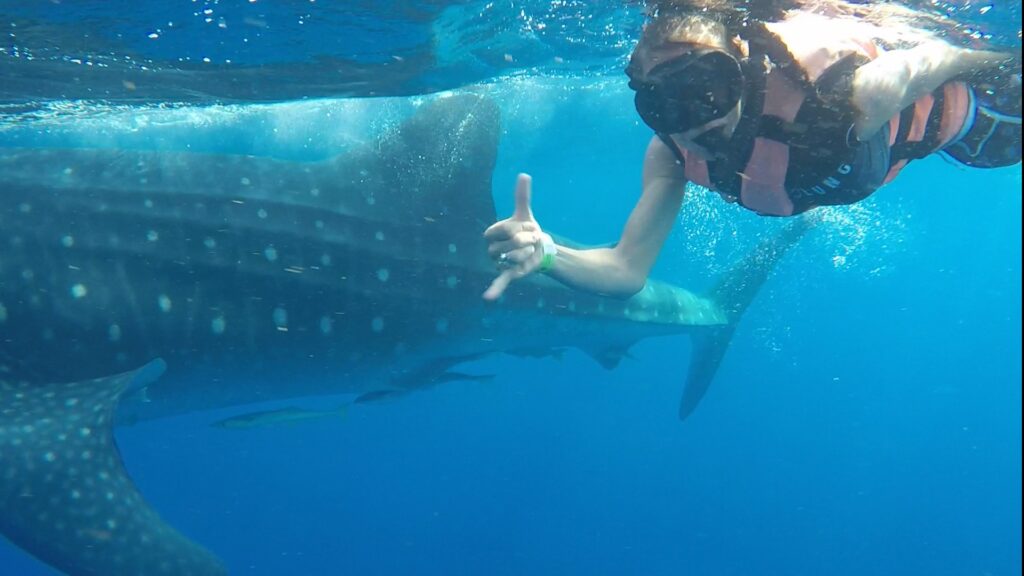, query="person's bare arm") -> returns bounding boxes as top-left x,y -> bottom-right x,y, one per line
483,135 -> 686,300
851,42 -> 1010,140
